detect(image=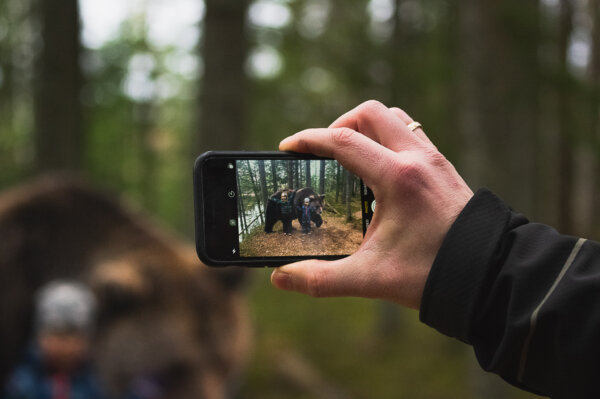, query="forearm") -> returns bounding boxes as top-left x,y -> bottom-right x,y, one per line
420,189 -> 600,398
